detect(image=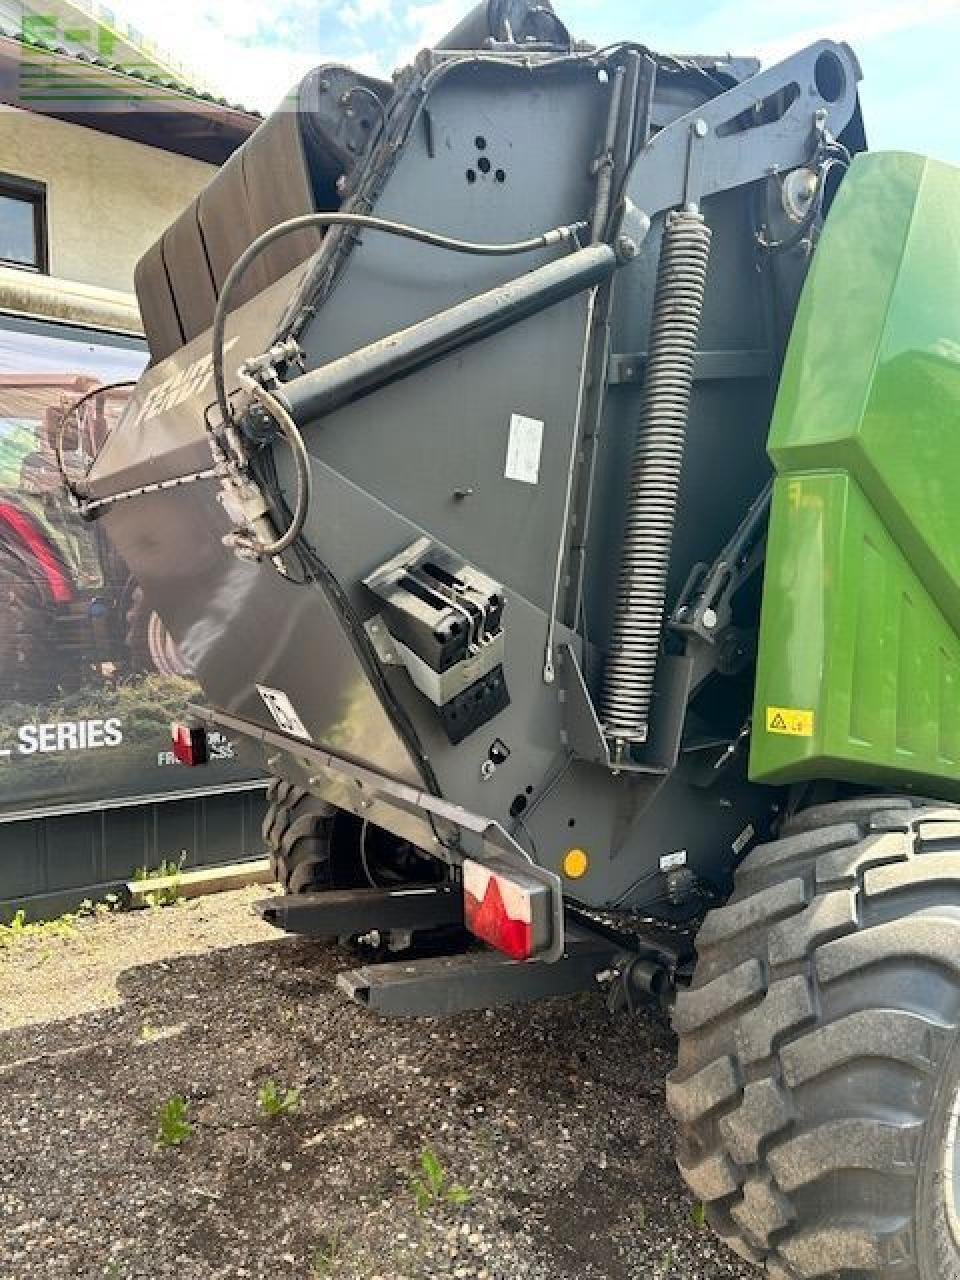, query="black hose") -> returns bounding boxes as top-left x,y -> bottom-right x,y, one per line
54,379 -> 138,501
234,372 -> 312,557
211,211 -> 587,430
